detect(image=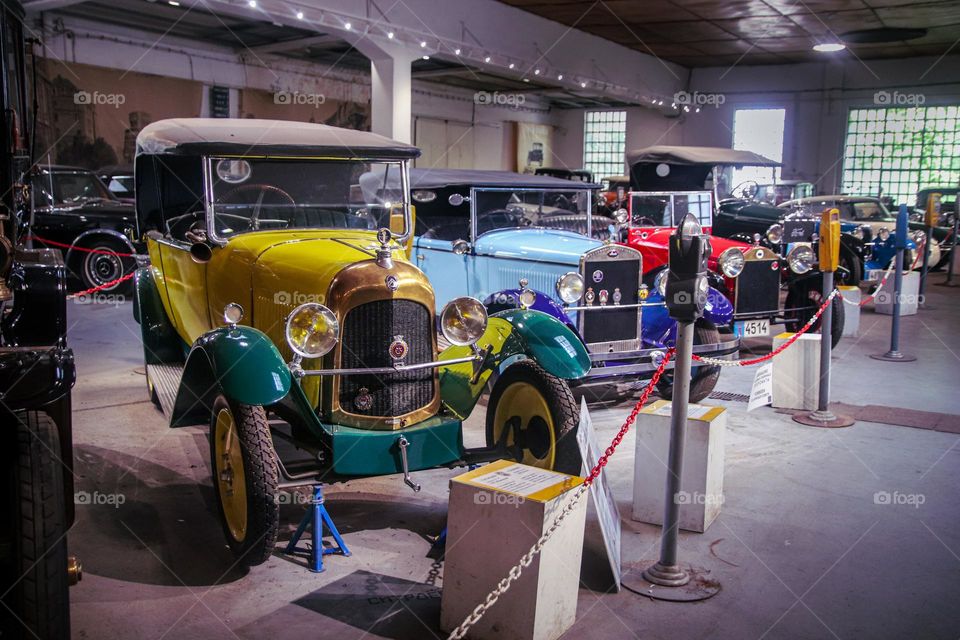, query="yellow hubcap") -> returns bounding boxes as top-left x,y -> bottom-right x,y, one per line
492,382 -> 556,469
214,408 -> 247,542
